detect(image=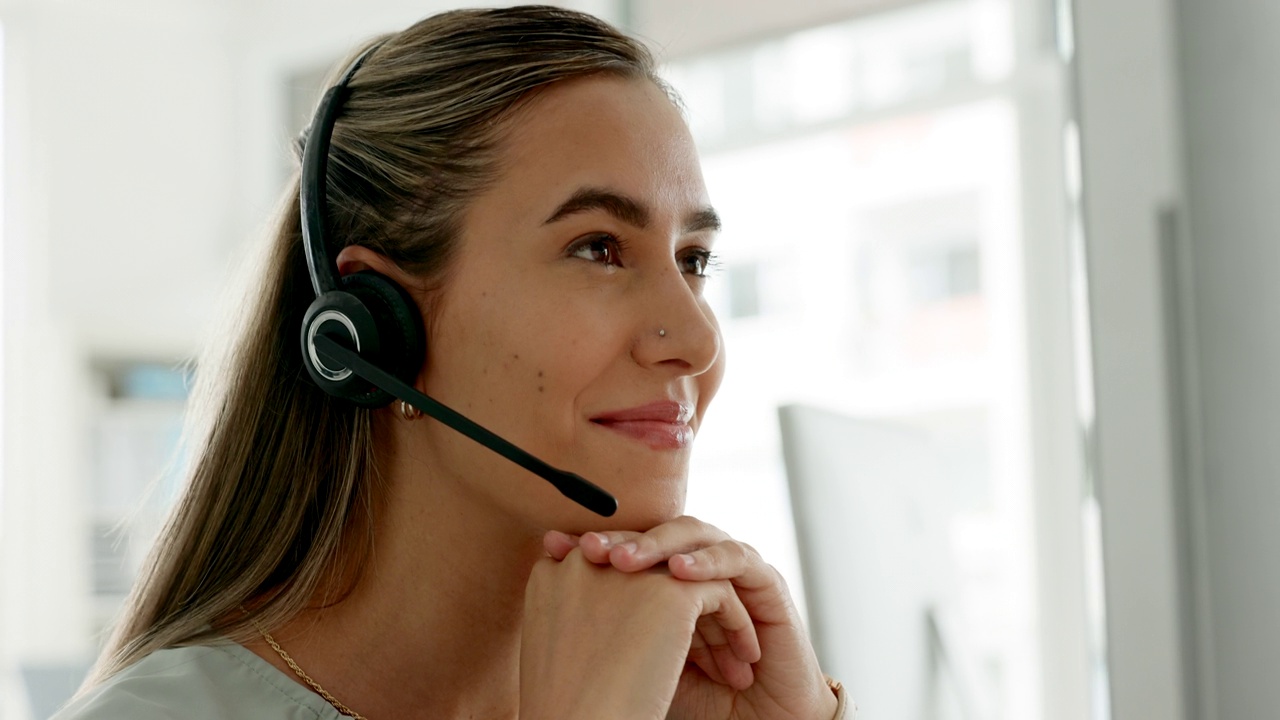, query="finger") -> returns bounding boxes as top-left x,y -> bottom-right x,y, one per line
602,516 -> 730,572
542,530 -> 580,560
669,540 -> 794,626
686,627 -> 730,686
698,580 -> 763,666
667,539 -> 759,582
695,615 -> 756,690
576,531 -> 640,564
